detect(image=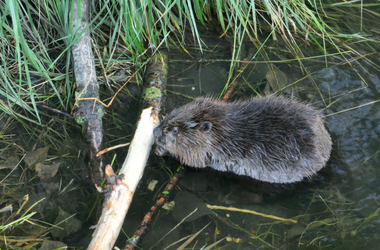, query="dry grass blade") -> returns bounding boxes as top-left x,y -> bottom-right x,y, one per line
176,222 -> 211,250
206,204 -> 297,224
151,208 -> 199,249
203,237 -> 226,250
